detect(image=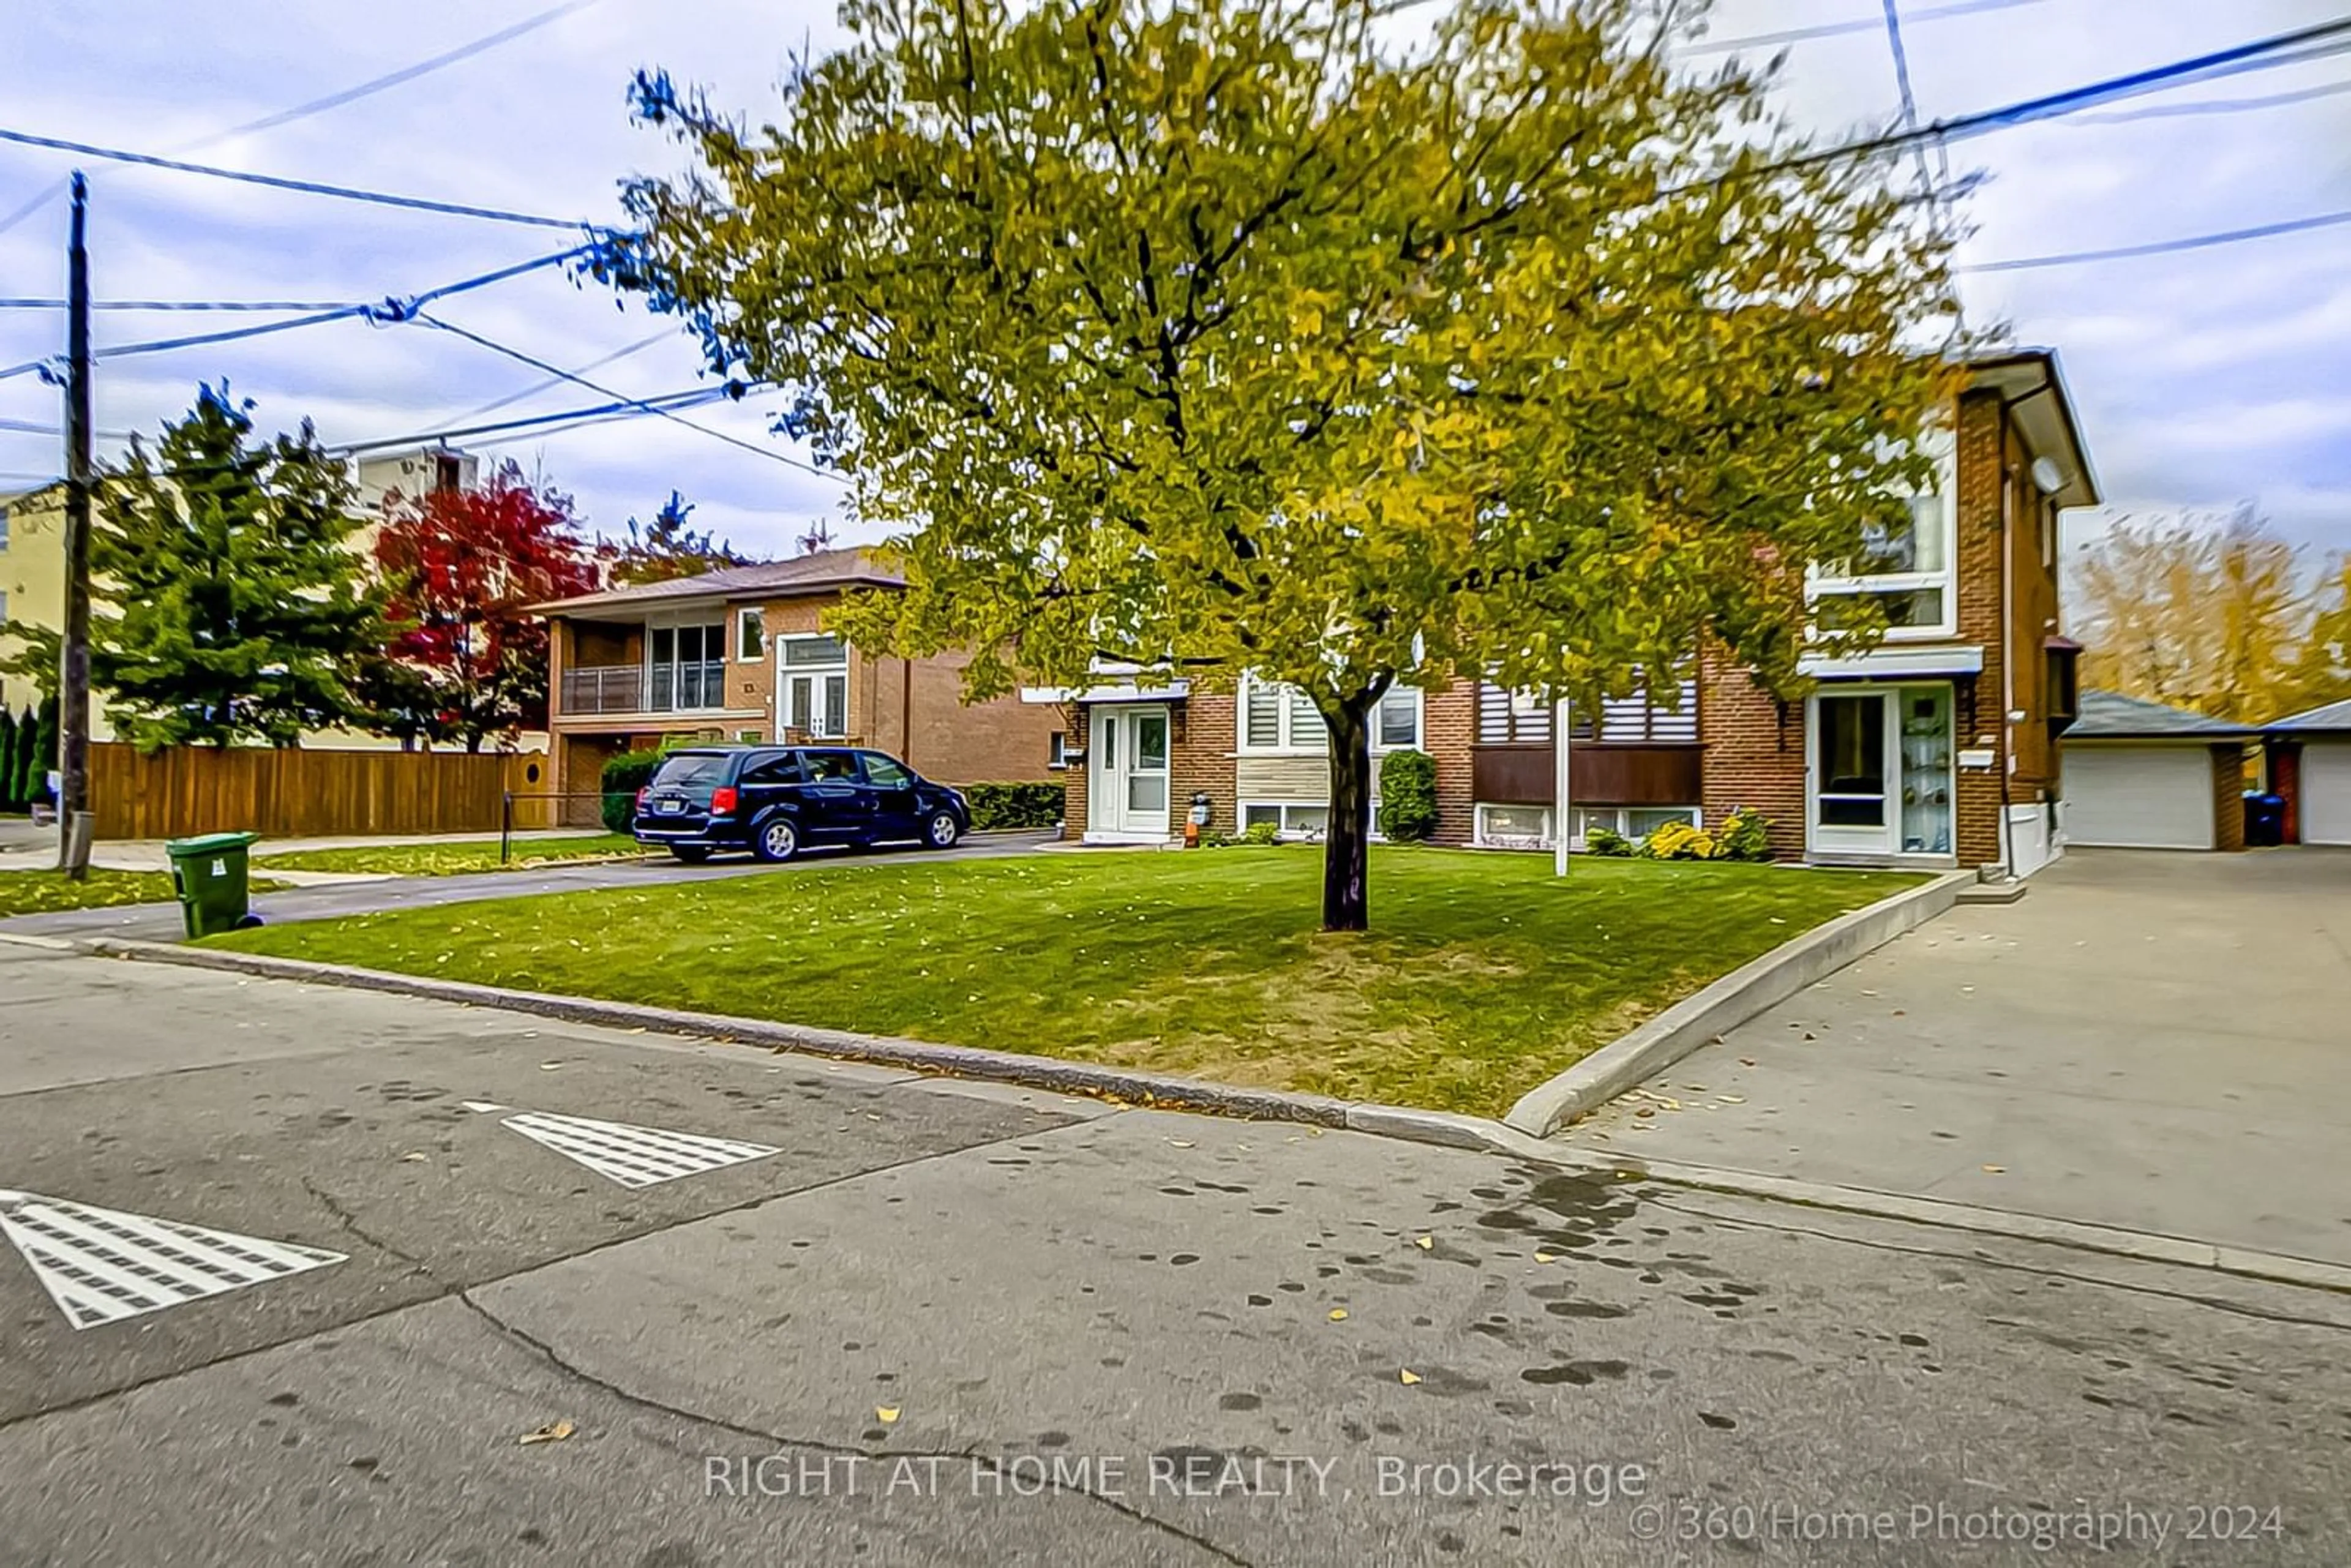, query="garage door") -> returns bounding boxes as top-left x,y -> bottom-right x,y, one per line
2063,745 -> 2213,849
2303,741 -> 2351,847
